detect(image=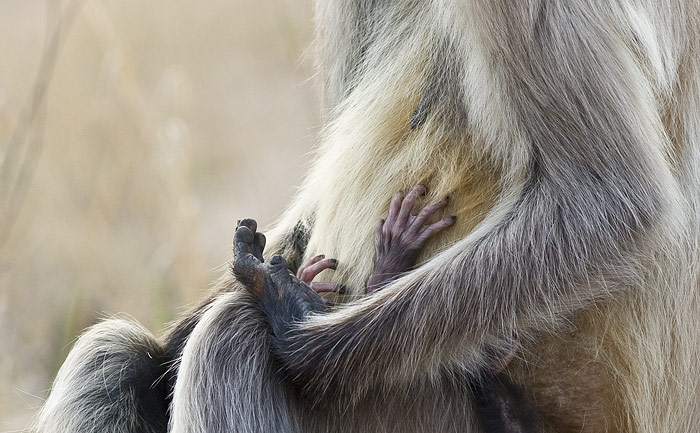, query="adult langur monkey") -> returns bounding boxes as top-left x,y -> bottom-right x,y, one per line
32,0 -> 700,432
